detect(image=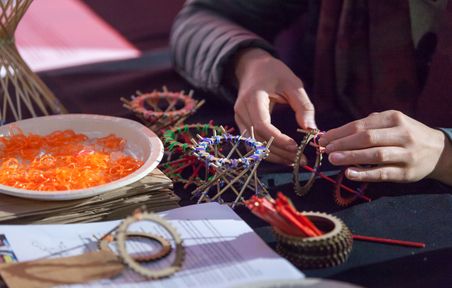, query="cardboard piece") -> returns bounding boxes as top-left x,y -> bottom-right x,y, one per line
0,169 -> 179,224
0,250 -> 123,288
